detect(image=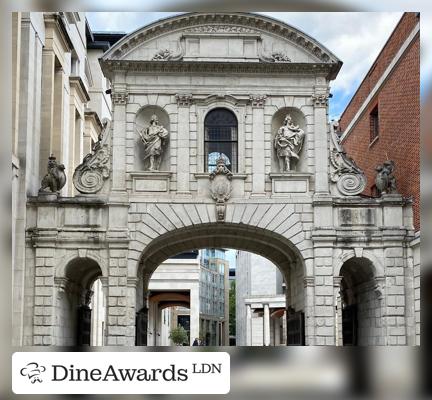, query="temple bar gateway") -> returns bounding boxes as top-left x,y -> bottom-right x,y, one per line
17,12 -> 418,346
